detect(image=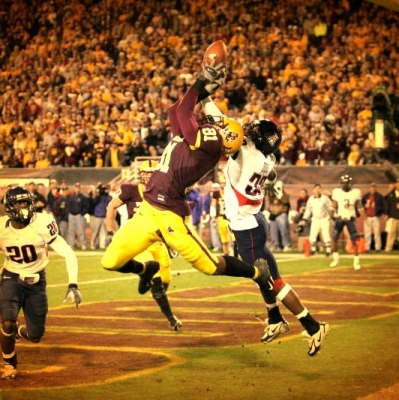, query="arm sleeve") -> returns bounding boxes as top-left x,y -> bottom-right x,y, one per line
49,235 -> 79,284
175,85 -> 201,146
201,96 -> 224,117
168,100 -> 182,138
